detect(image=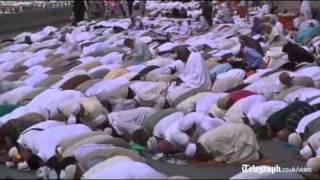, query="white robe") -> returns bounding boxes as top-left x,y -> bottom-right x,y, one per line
108,107 -> 156,136
224,95 -> 266,123
17,120 -> 65,150
167,52 -> 211,104
85,77 -> 129,98
153,112 -> 185,138
196,93 -> 229,114
247,100 -> 288,126
83,156 -> 167,179
0,85 -> 34,105
284,88 -> 320,103
295,111 -> 320,134
28,124 -> 92,161
130,81 -> 168,108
